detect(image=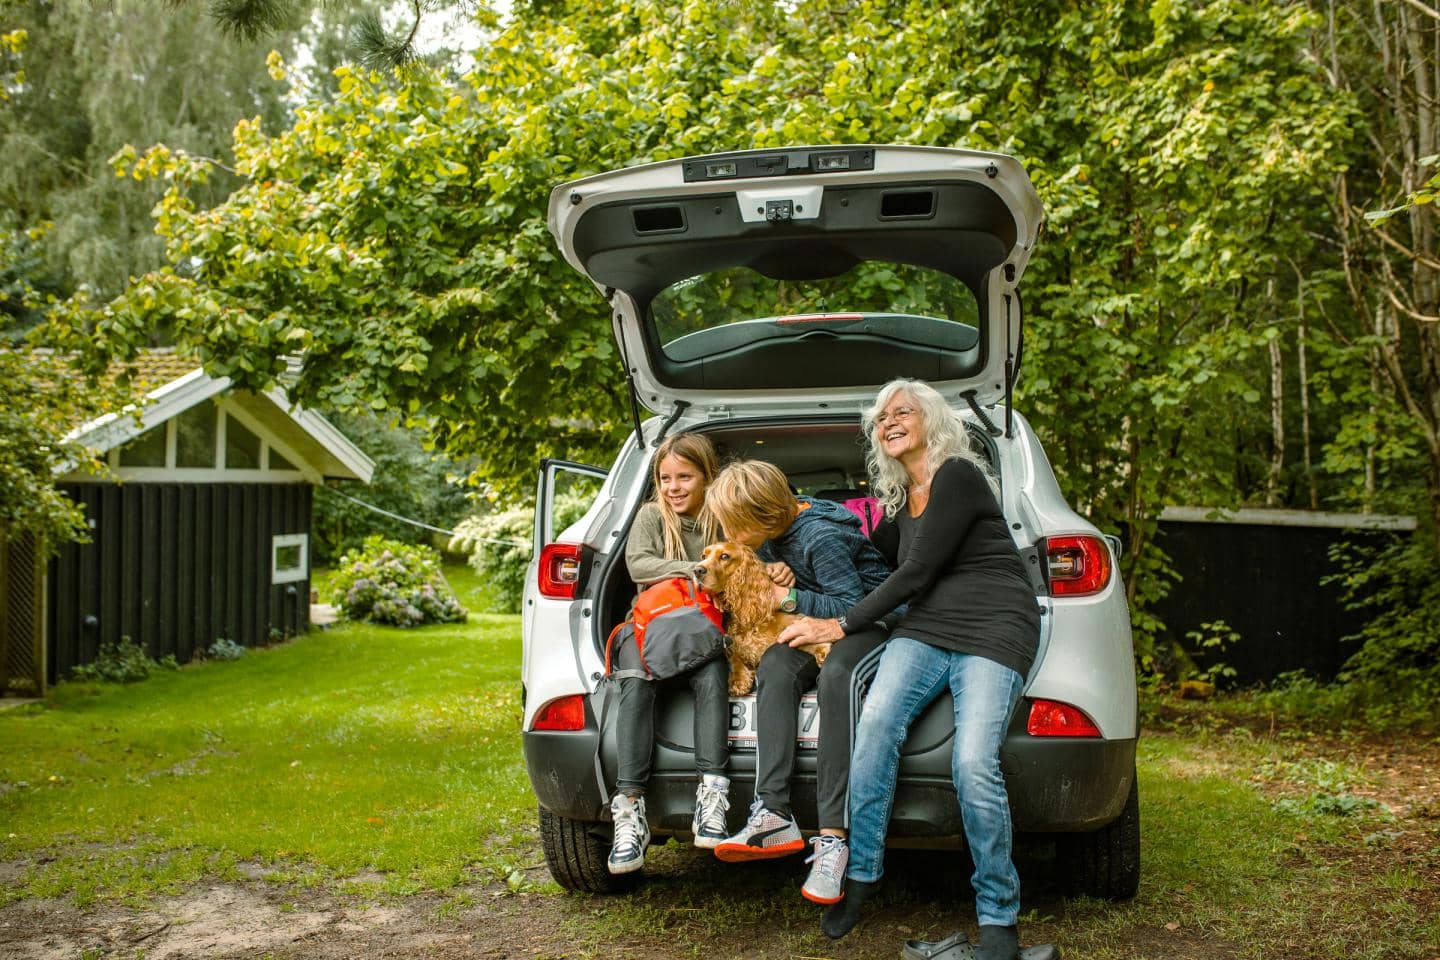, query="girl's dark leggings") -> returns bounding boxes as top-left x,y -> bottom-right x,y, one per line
613,649 -> 729,794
